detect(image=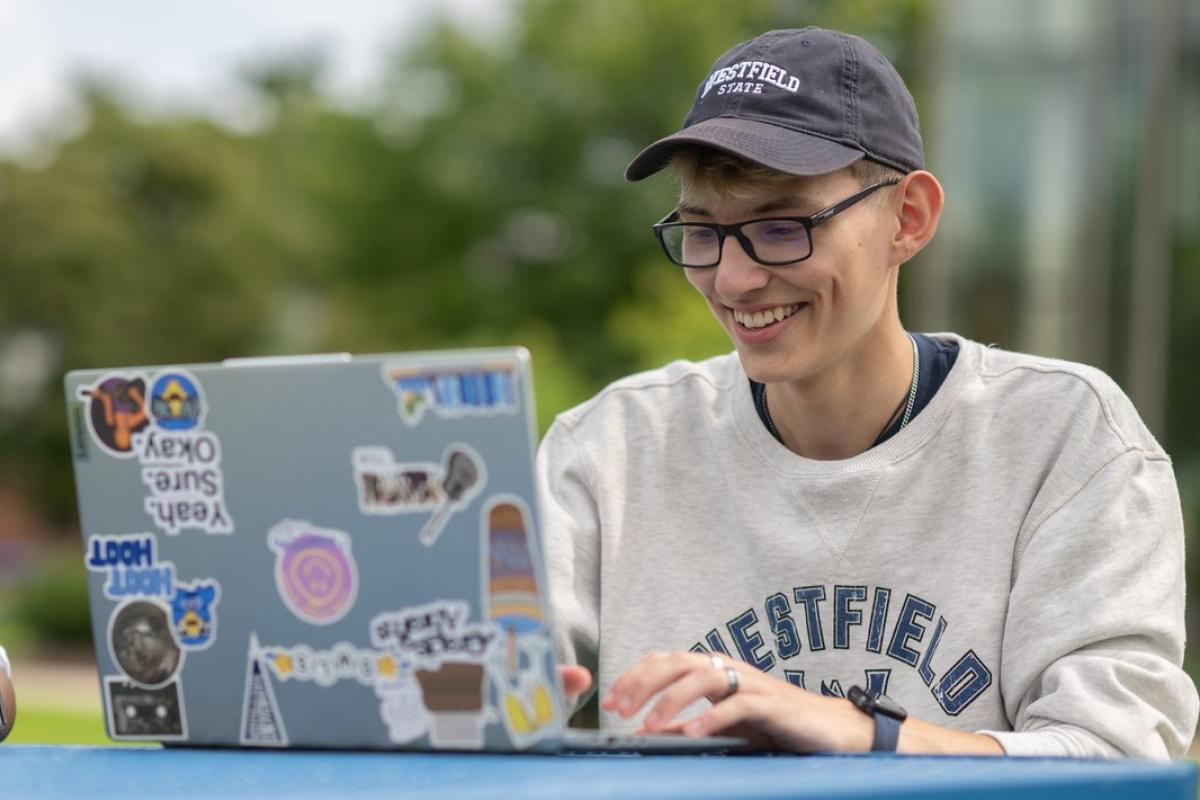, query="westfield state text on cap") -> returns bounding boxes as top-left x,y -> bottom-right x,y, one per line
626,27 -> 924,181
